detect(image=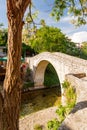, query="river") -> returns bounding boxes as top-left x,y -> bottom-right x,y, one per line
20,86 -> 61,118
